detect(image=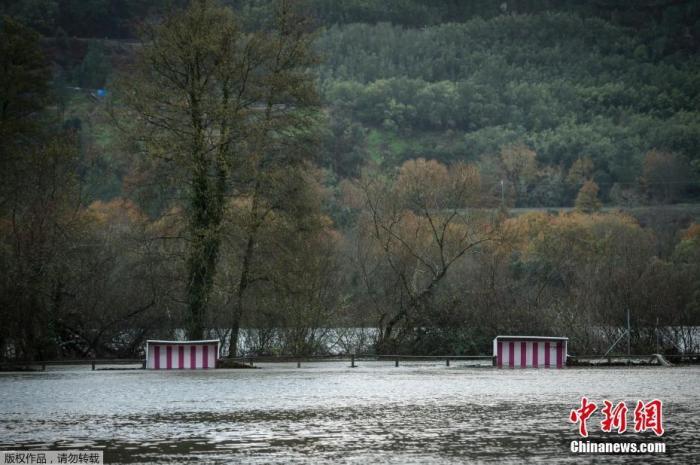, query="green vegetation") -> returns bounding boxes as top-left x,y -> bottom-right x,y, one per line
317,14 -> 700,206
1,1 -> 699,359
4,1 -> 698,206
